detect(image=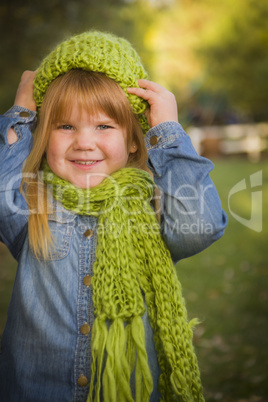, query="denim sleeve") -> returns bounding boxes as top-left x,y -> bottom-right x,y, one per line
145,121 -> 228,263
0,106 -> 35,259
